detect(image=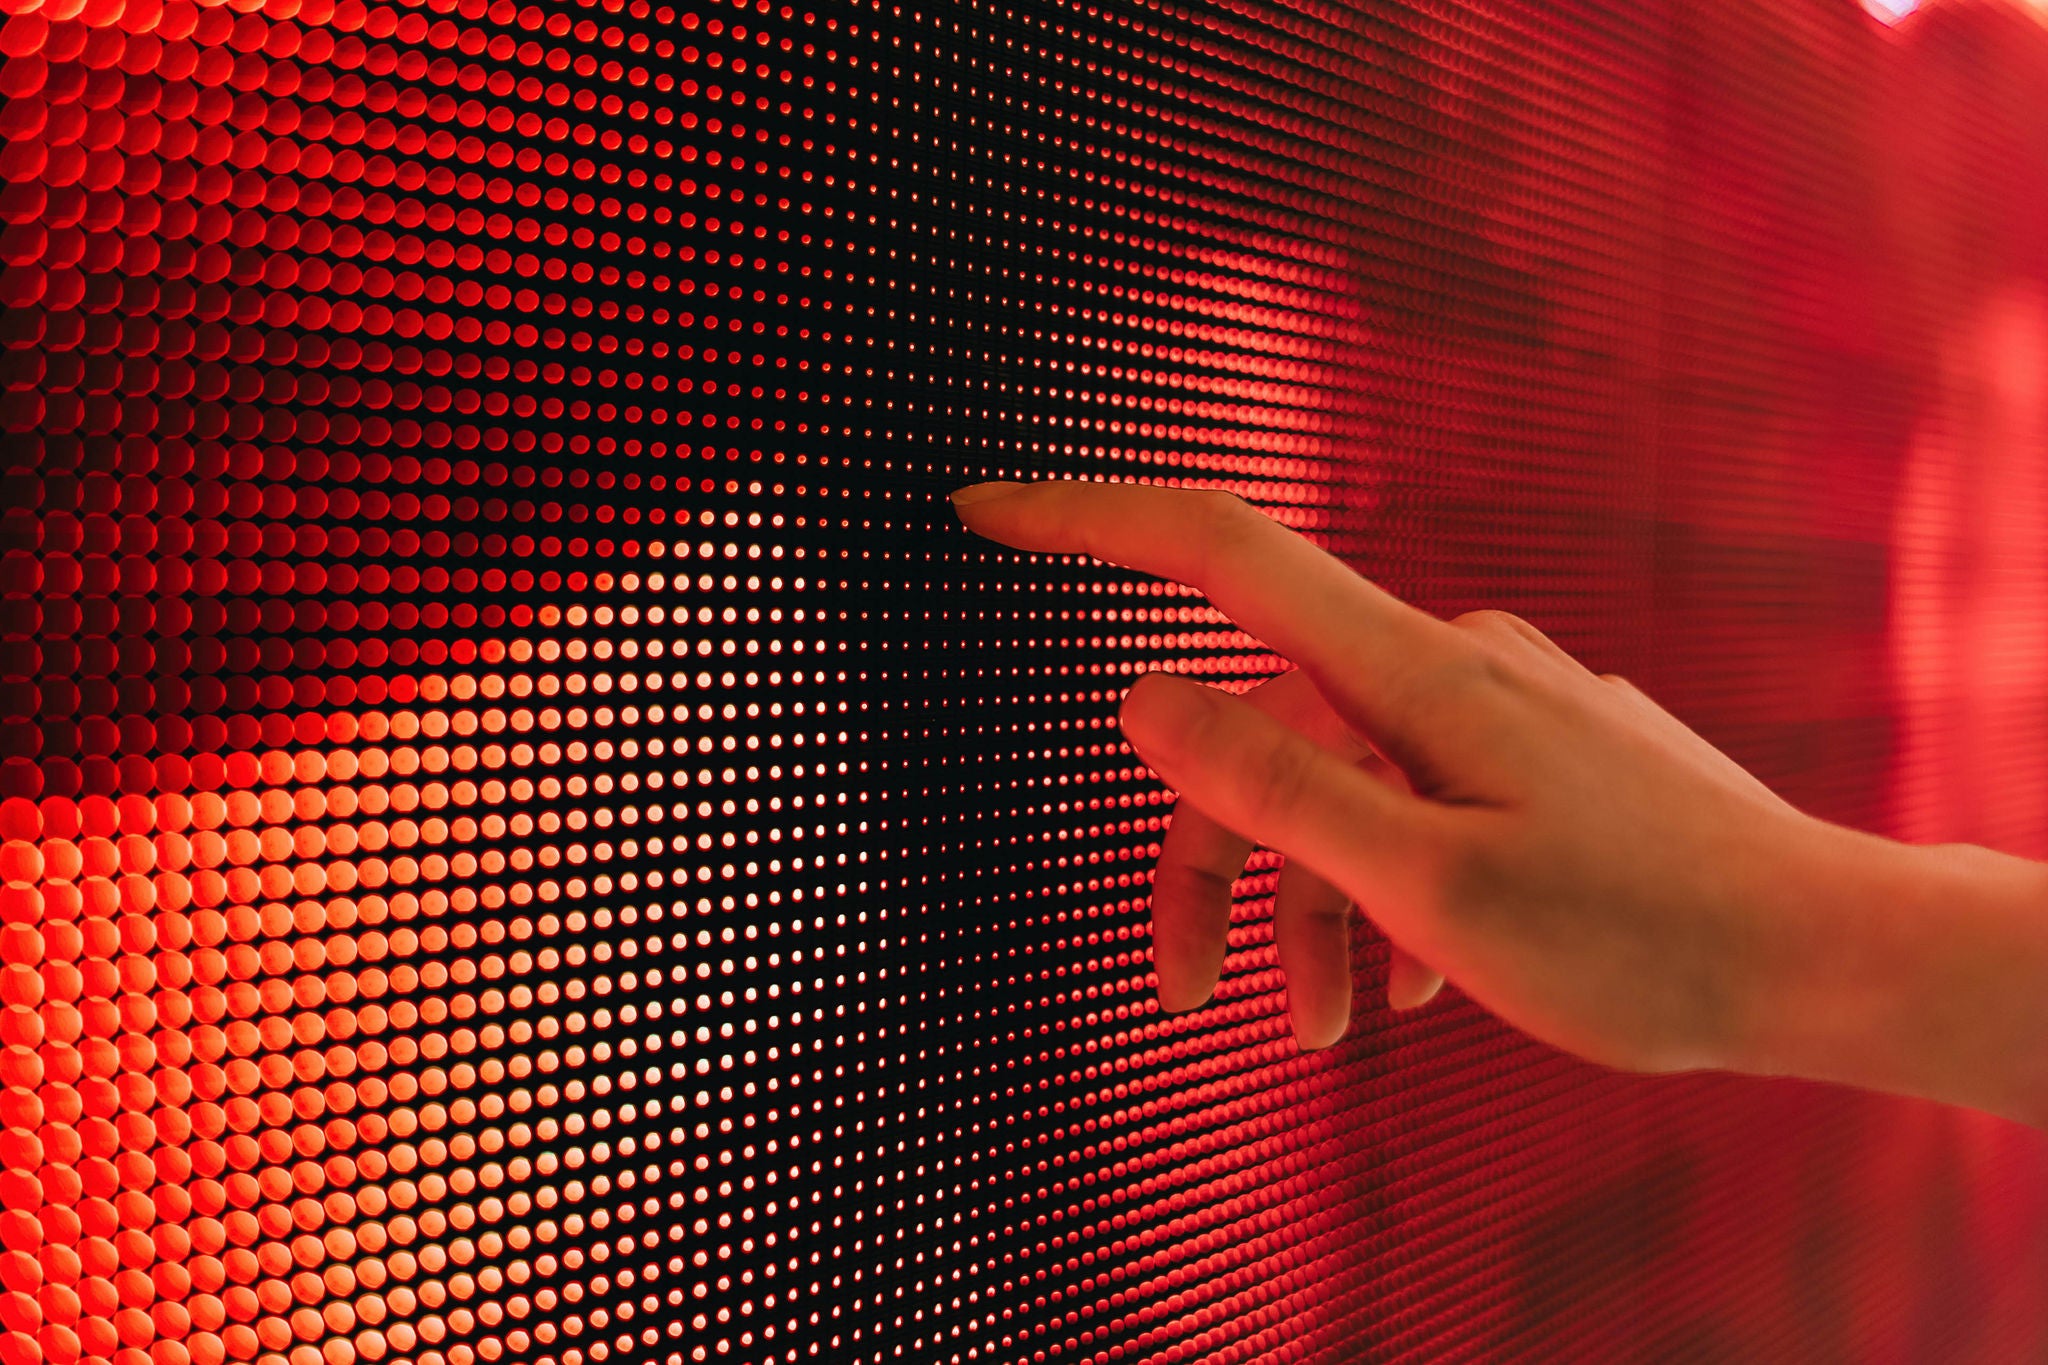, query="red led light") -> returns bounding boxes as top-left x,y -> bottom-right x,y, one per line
6,0 -> 2048,1362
